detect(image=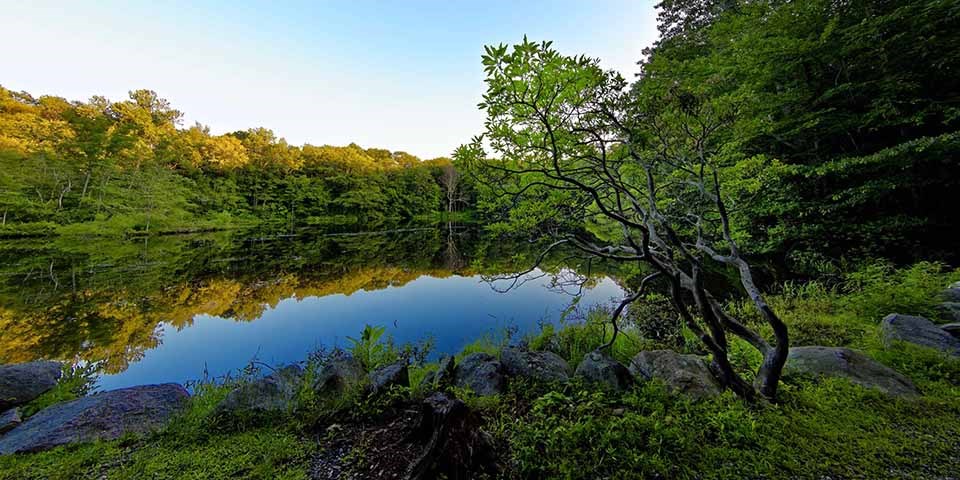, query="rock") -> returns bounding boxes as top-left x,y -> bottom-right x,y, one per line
0,383 -> 189,455
500,346 -> 570,383
420,355 -> 456,389
943,282 -> 960,302
214,365 -> 303,417
0,408 -> 21,434
574,350 -> 633,391
941,323 -> 960,339
0,361 -> 62,411
453,353 -> 506,396
936,302 -> 960,322
784,346 -> 918,397
628,350 -> 722,399
881,314 -> 960,356
368,361 -> 409,393
313,353 -> 364,394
